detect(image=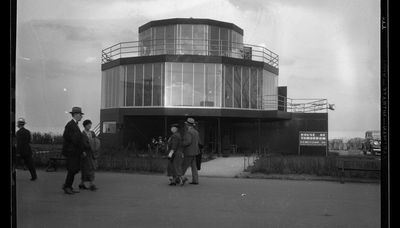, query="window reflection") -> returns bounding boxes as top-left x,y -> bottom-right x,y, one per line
138,24 -> 244,59
101,63 -> 278,111
193,25 -> 206,55
250,67 -> 257,109
182,63 -> 194,106
180,24 -> 192,55
153,63 -> 163,106
241,67 -> 249,108
233,65 -> 241,108
193,63 -> 205,106
171,63 -> 183,106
